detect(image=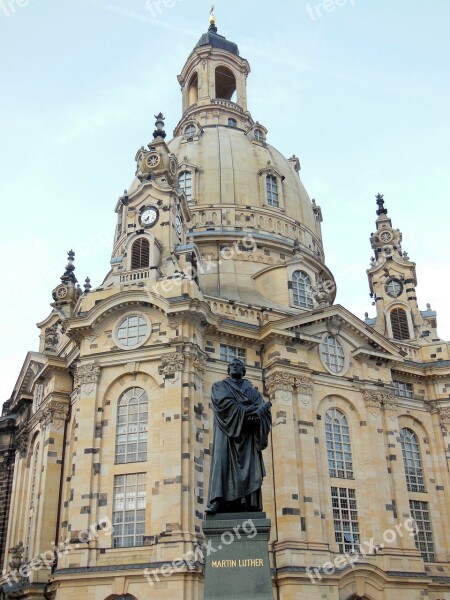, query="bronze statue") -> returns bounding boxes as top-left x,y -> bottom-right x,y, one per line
206,359 -> 272,514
